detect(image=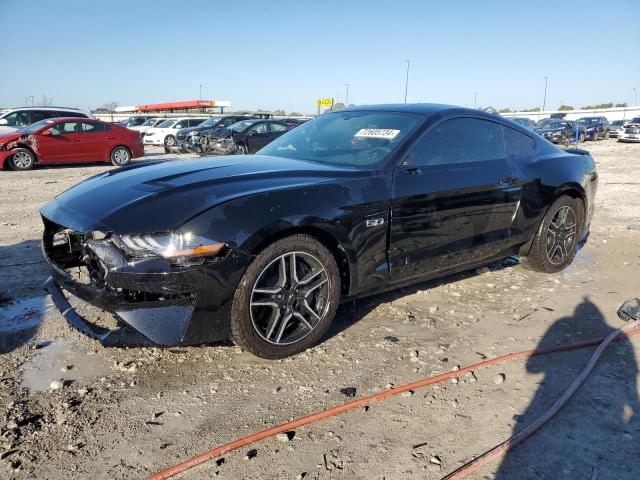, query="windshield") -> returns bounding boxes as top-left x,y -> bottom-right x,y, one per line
141,118 -> 158,126
199,117 -> 221,127
258,111 -> 423,168
536,119 -> 563,128
228,120 -> 257,132
611,120 -> 625,126
157,119 -> 176,128
18,119 -> 56,134
578,118 -> 598,125
512,118 -> 531,126
630,117 -> 640,124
